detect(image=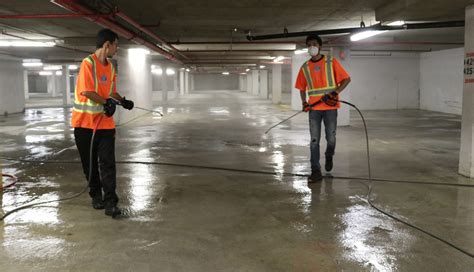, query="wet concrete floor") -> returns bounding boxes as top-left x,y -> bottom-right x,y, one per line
0,91 -> 473,271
